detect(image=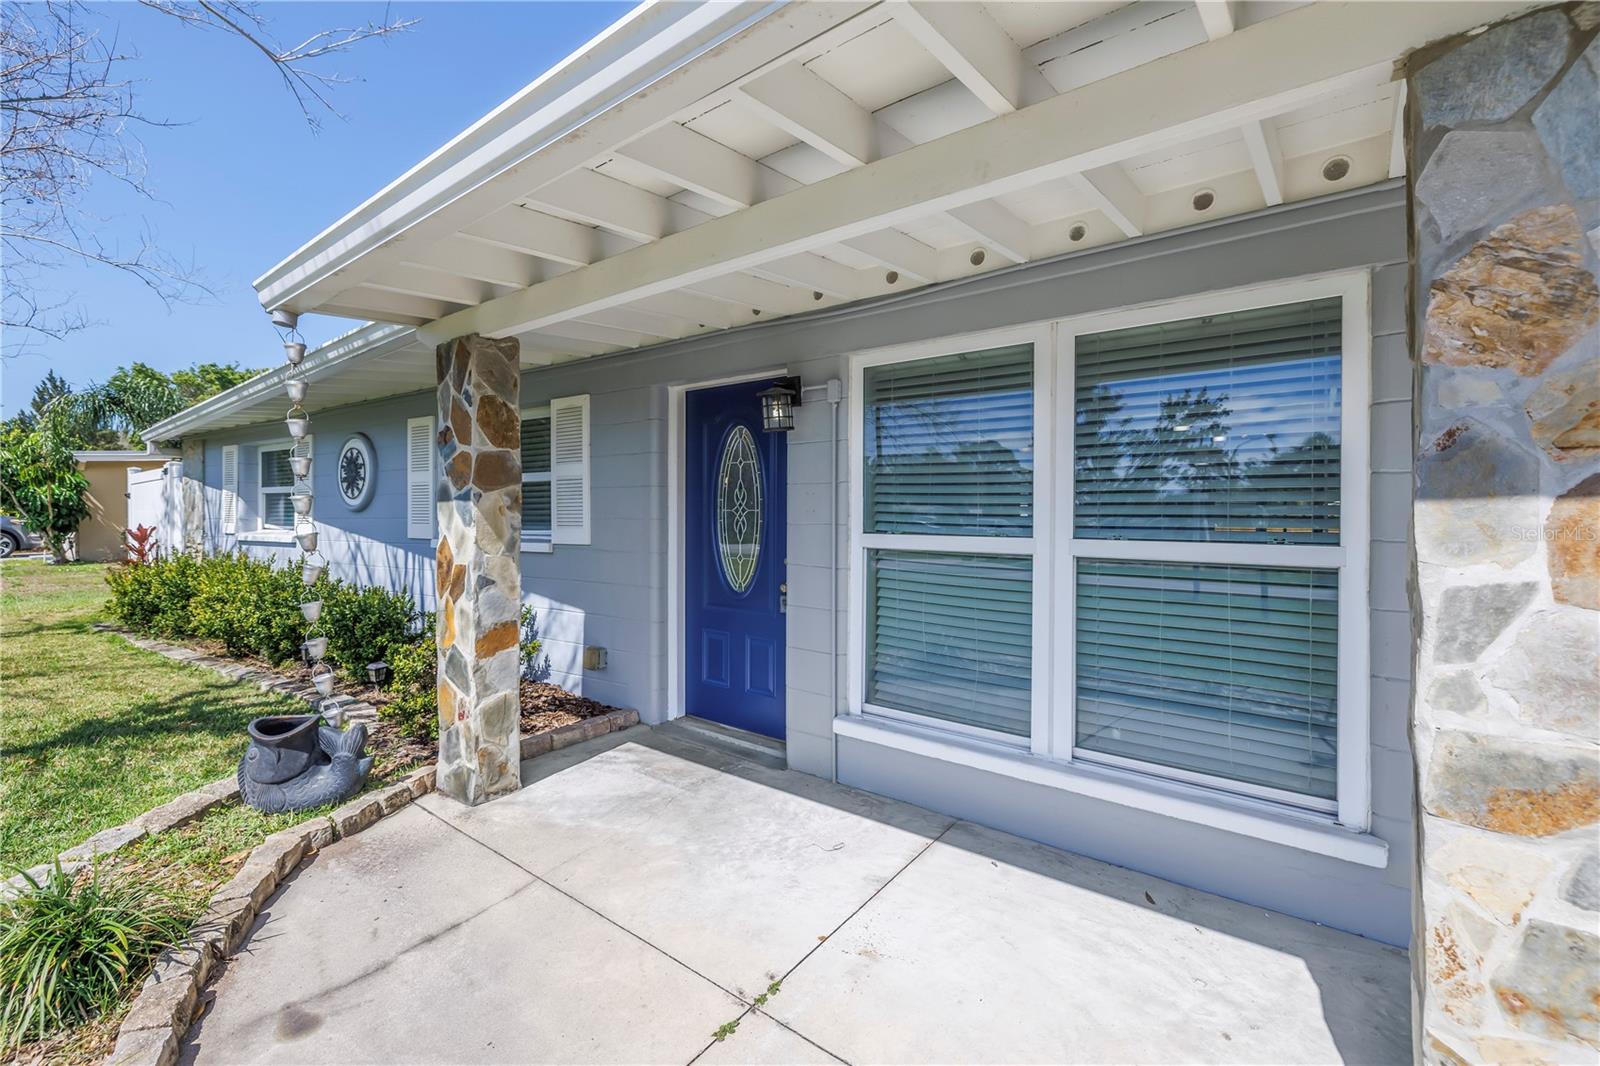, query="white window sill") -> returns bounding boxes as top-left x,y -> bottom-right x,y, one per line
237,530 -> 297,545
833,714 -> 1388,869
520,539 -> 553,554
